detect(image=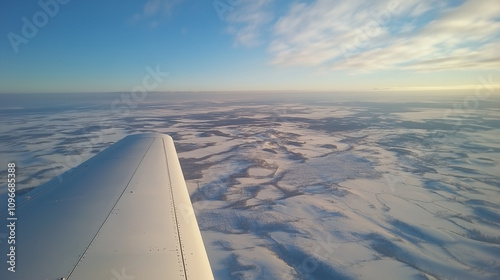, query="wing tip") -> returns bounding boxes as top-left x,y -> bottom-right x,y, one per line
127,133 -> 173,141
